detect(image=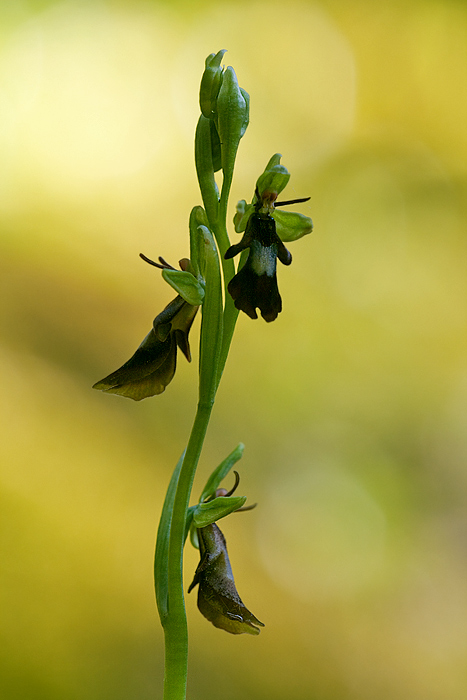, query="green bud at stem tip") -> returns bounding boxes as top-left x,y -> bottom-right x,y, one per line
217,67 -> 249,176
200,49 -> 227,119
